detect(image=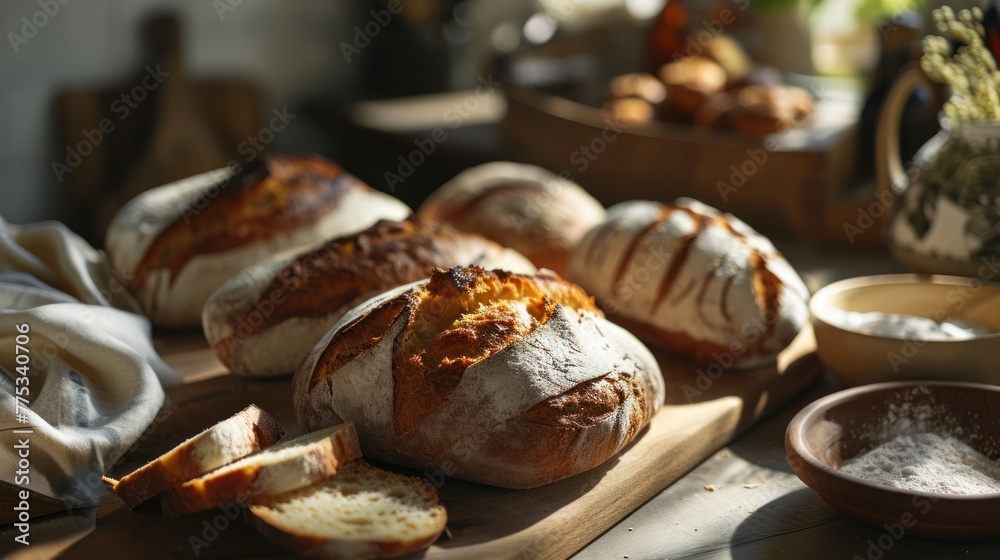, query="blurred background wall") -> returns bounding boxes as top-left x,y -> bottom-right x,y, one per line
0,0 -> 360,224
